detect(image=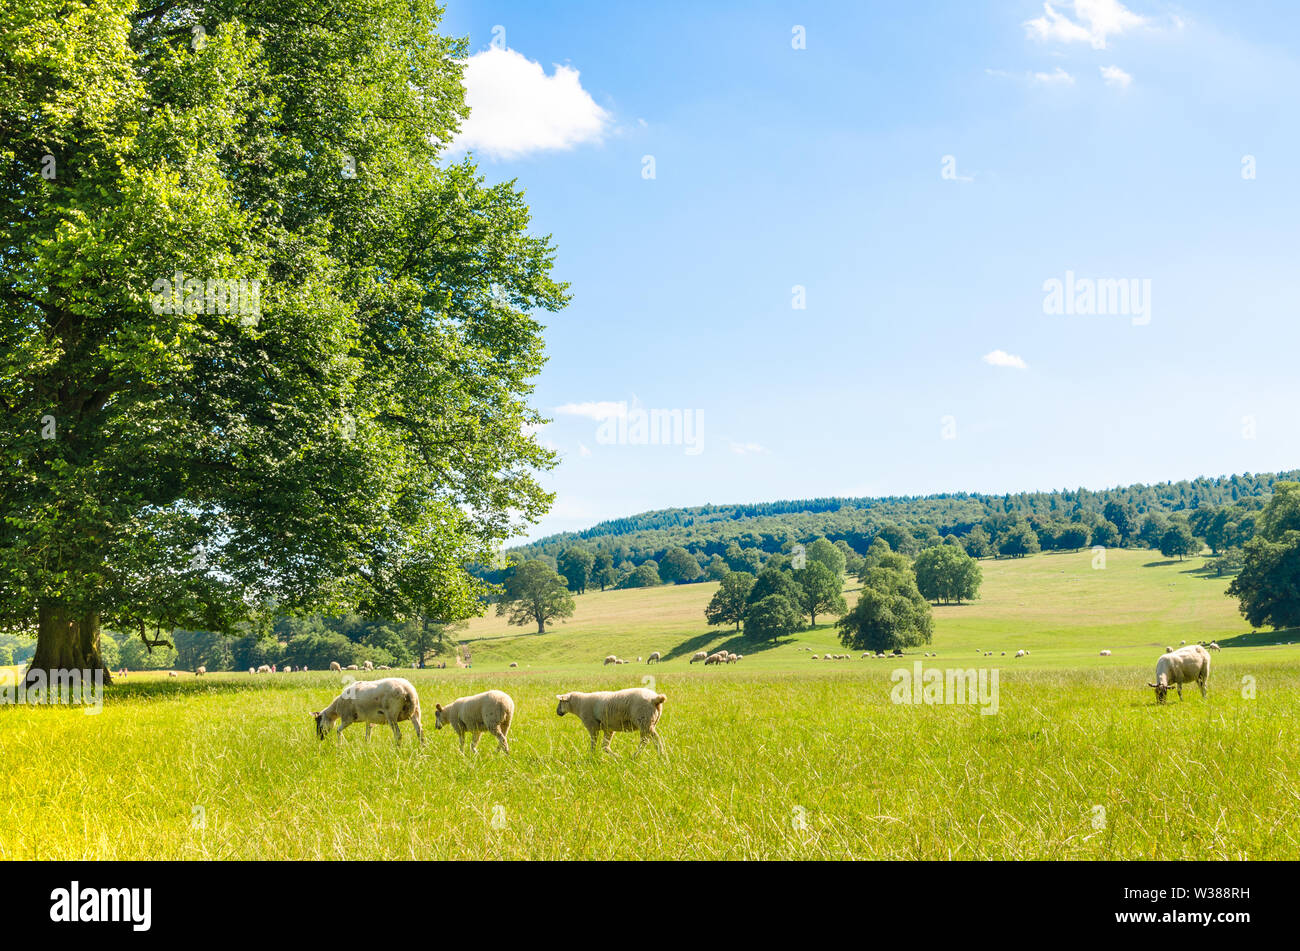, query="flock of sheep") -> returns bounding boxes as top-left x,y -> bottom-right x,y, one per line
310,678 -> 668,755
